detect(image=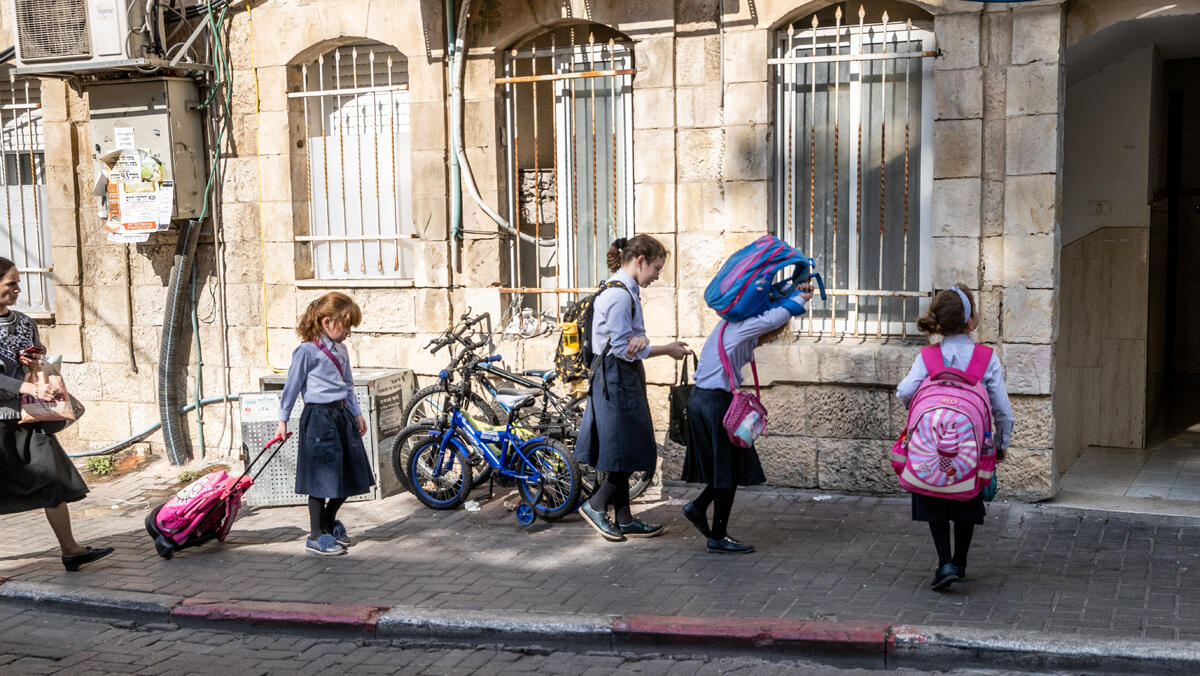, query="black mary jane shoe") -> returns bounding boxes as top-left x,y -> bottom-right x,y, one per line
954,565 -> 967,581
681,502 -> 711,538
619,518 -> 665,538
930,563 -> 960,591
62,546 -> 115,572
706,537 -> 755,554
579,502 -> 626,542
